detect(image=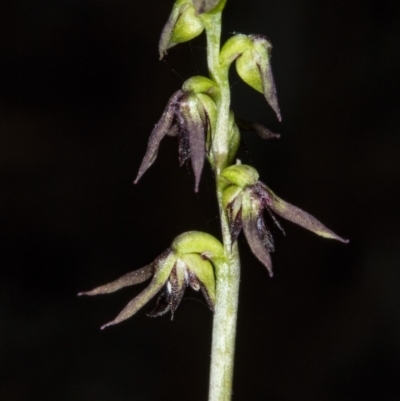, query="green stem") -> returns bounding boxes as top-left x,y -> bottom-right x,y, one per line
201,11 -> 241,401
